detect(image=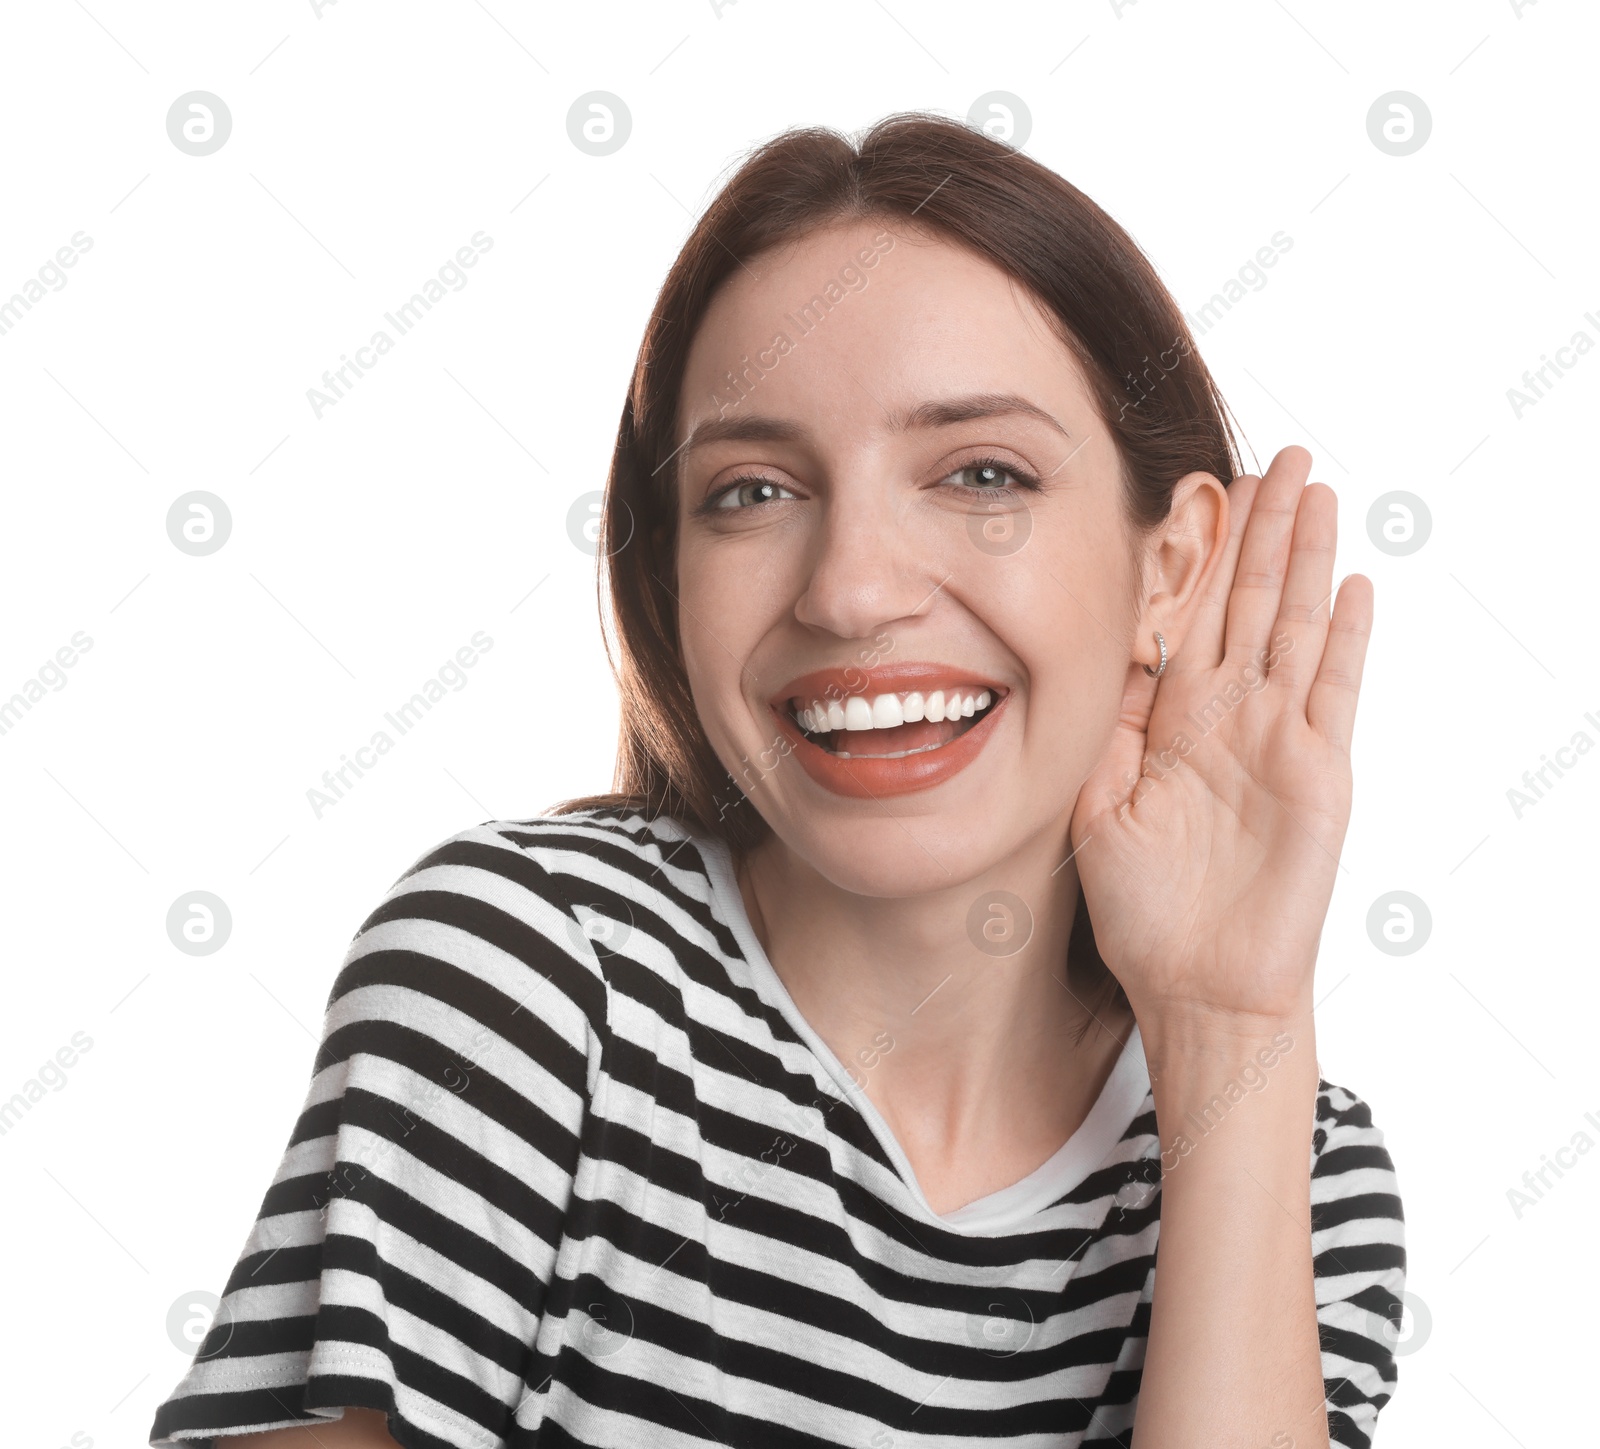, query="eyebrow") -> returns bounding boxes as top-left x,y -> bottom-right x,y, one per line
675,391 -> 1071,472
